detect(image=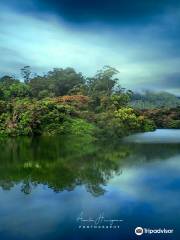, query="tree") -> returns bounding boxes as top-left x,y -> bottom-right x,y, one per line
0,75 -> 25,100
9,83 -> 31,98
0,75 -> 19,86
46,67 -> 85,96
21,66 -> 31,84
29,67 -> 85,98
29,75 -> 49,98
87,66 -> 119,96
